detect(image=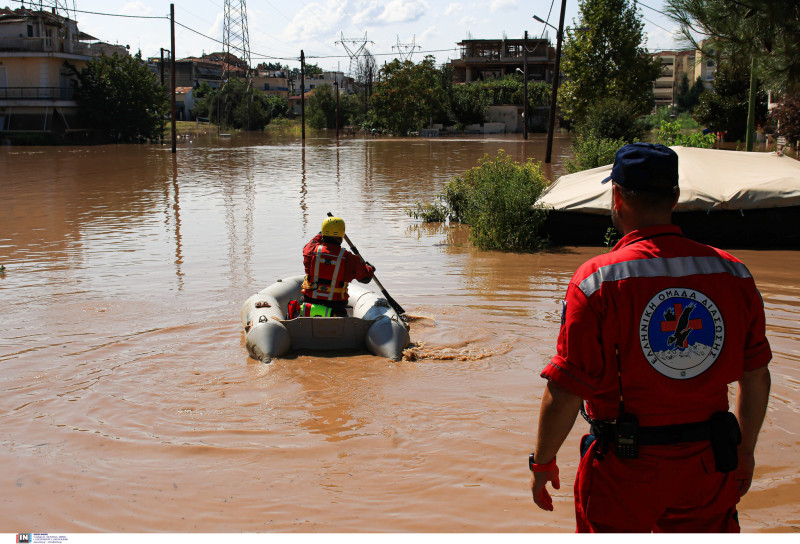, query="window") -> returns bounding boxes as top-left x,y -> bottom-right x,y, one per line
27,25 -> 33,37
